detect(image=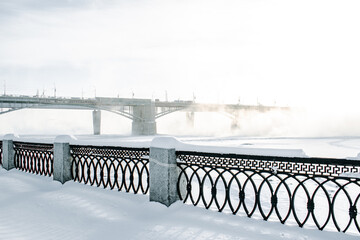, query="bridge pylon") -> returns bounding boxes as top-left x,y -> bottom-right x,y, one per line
92,110 -> 101,135
0,95 -> 287,136
131,101 -> 157,135
230,111 -> 240,130
186,111 -> 195,127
